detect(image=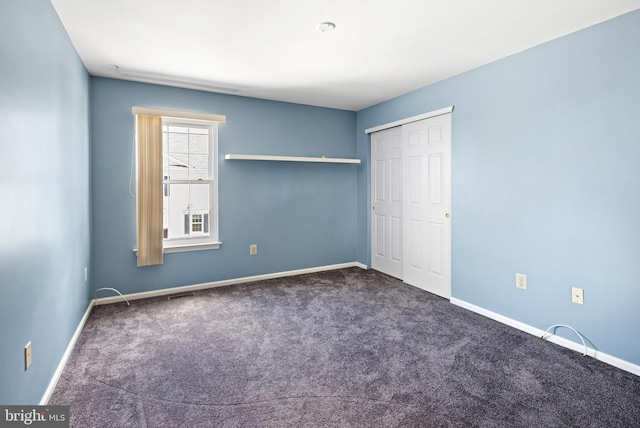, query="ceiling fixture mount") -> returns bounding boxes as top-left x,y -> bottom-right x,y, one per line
317,22 -> 336,32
